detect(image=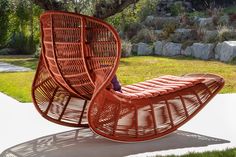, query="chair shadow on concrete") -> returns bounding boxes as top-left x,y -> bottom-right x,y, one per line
0,128 -> 229,157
